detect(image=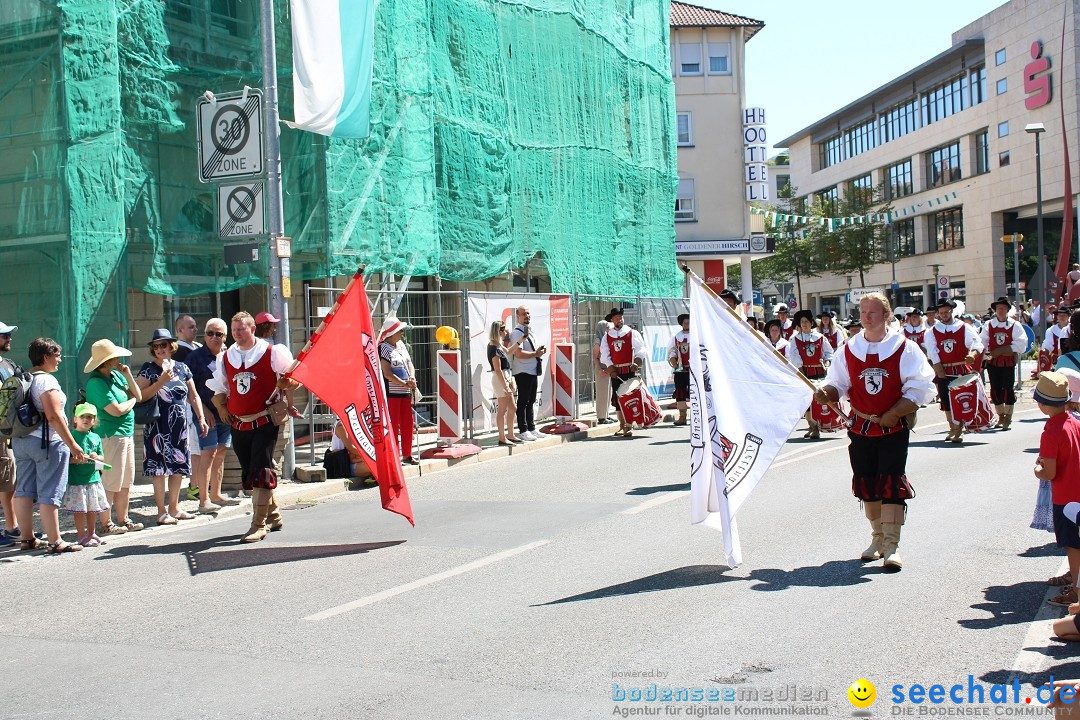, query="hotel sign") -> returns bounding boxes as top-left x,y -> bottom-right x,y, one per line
743,108 -> 769,202
1024,41 -> 1052,110
675,235 -> 775,256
